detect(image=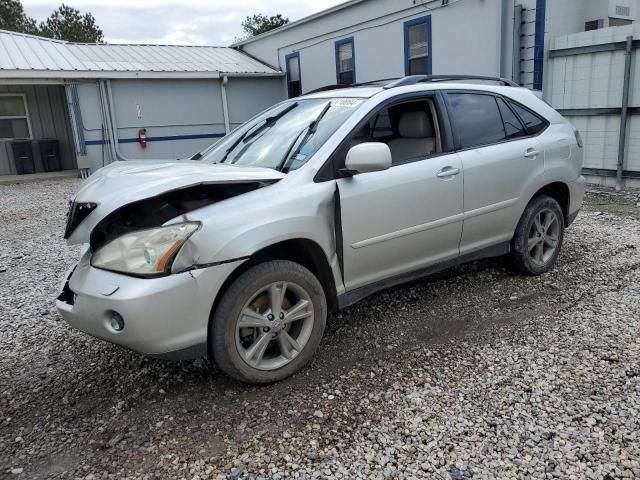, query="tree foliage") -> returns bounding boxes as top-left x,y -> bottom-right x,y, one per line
0,0 -> 39,35
0,0 -> 103,43
39,4 -> 103,42
241,13 -> 289,37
